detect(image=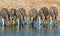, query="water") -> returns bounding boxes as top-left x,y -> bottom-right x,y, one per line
0,19 -> 60,36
